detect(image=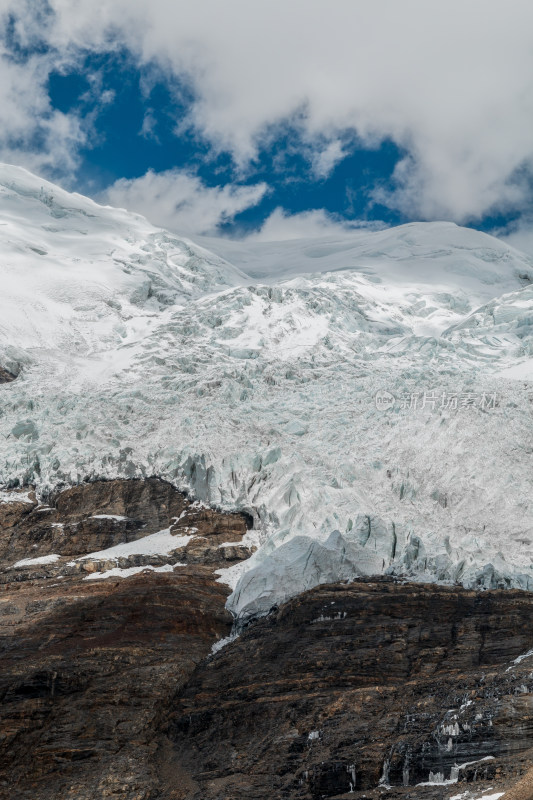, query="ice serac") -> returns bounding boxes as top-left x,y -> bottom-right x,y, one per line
228,515 -> 399,621
1,164 -> 533,616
